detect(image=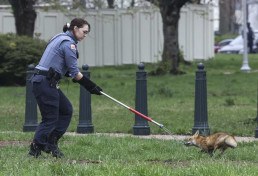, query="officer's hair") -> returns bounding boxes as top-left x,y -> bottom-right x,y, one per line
63,18 -> 90,33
